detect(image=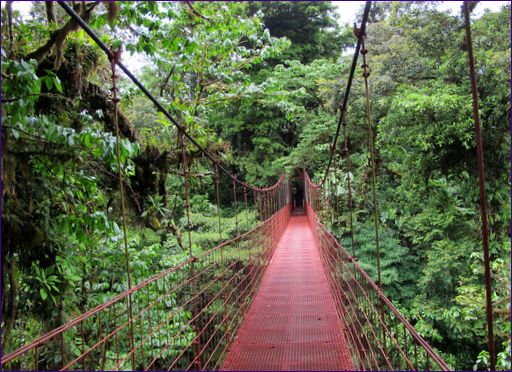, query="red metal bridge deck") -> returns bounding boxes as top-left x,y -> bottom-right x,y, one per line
221,213 -> 353,371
